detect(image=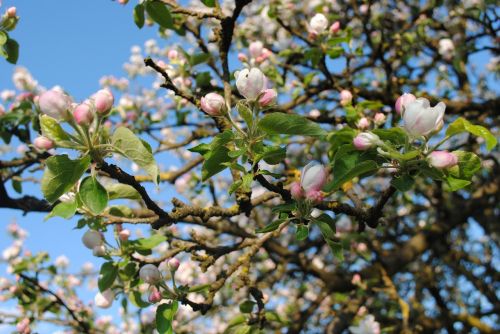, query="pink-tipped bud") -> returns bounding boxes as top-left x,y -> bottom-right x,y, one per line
92,245 -> 106,257
356,117 -> 370,130
167,258 -> 180,271
94,89 -> 114,114
395,93 -> 416,115
148,287 -> 162,303
38,89 -> 72,120
351,274 -> 362,285
301,162 -> 328,193
339,89 -> 353,106
290,181 -> 304,200
249,41 -> 264,59
428,151 -> 458,169
258,89 -> 277,107
33,136 -> 54,150
118,229 -> 130,242
305,189 -> 323,203
16,318 -> 30,334
238,53 -> 248,62
330,21 -> 340,34
353,132 -> 381,151
200,93 -> 225,116
82,230 -> 103,249
167,49 -> 178,60
139,264 -> 162,284
374,112 -> 386,125
7,7 -> 17,18
73,103 -> 94,125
